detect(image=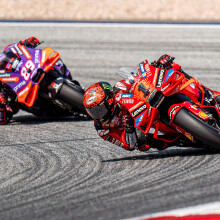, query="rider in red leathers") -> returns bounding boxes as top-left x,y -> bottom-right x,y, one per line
83,55 -> 220,151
